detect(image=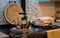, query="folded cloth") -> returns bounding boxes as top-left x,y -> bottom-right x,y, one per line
47,28 -> 60,38
0,32 -> 9,38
